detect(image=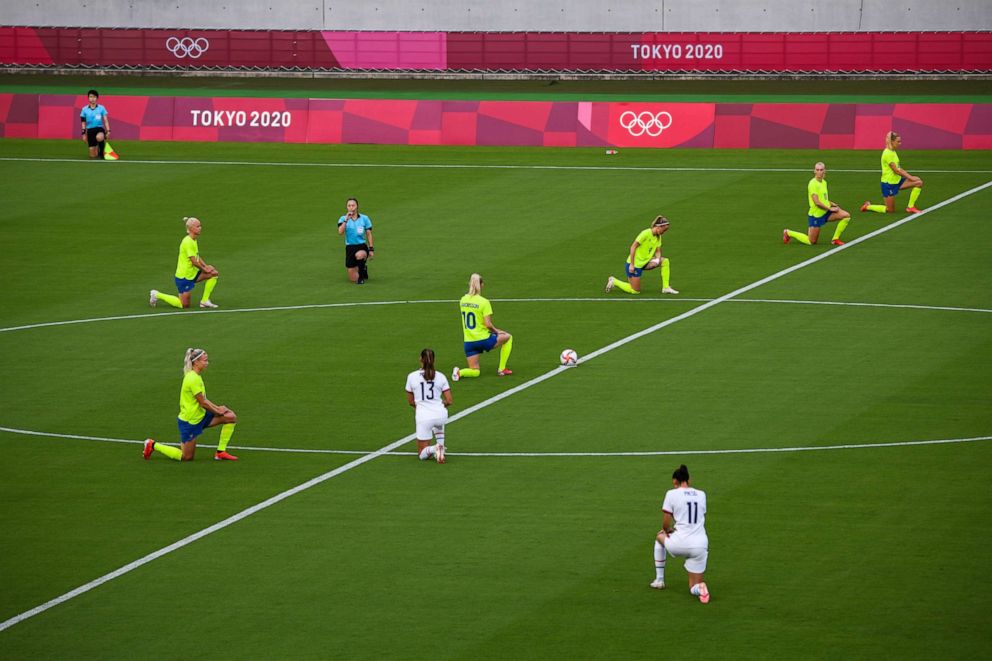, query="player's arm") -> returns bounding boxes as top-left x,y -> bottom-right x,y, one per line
405,390 -> 416,408
102,111 -> 110,134
364,228 -> 374,259
442,388 -> 452,408
483,314 -> 502,335
811,193 -> 833,213
189,254 -> 217,276
80,114 -> 87,140
195,392 -> 230,416
337,219 -> 346,235
889,160 -> 911,179
628,240 -> 640,266
661,510 -> 675,534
